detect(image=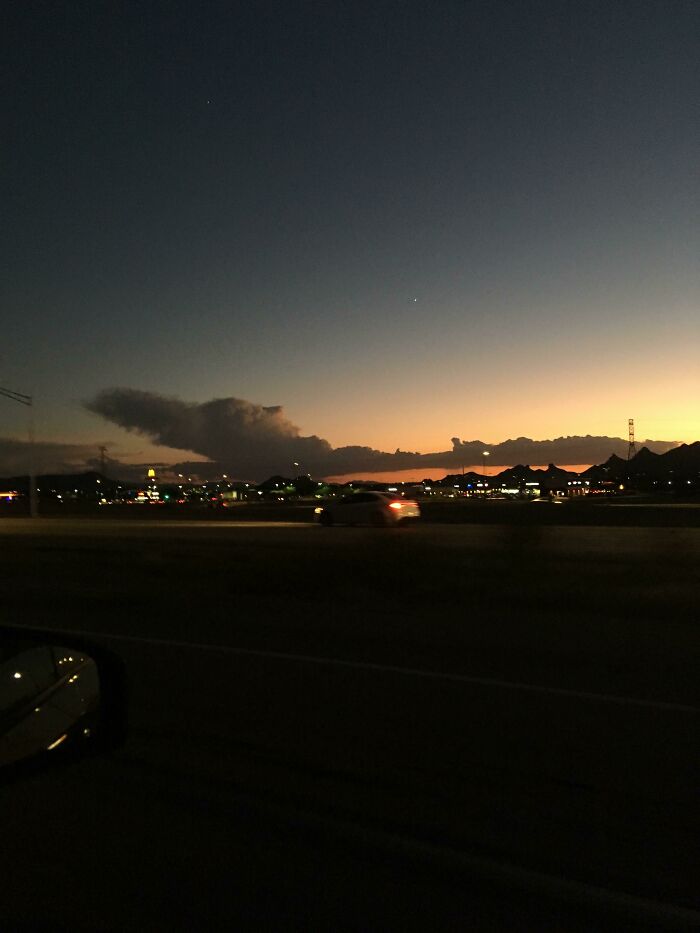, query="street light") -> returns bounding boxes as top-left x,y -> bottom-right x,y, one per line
0,385 -> 37,517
